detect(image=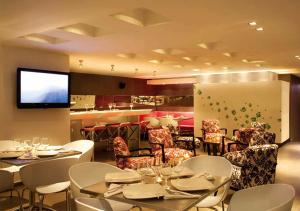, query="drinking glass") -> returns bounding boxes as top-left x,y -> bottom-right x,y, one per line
32,137 -> 41,150
108,103 -> 112,111
112,103 -> 116,110
40,137 -> 49,150
160,163 -> 173,188
84,104 -> 89,112
129,103 -> 133,110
